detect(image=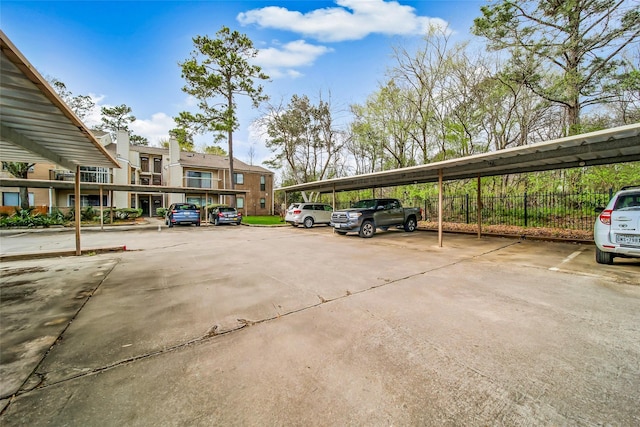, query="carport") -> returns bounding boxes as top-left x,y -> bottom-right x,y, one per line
1,30 -> 121,255
277,123 -> 640,246
1,30 -> 247,254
